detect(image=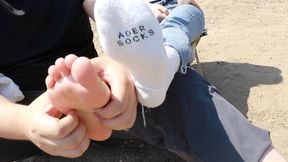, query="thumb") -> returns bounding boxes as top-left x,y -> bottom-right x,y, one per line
47,107 -> 63,119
